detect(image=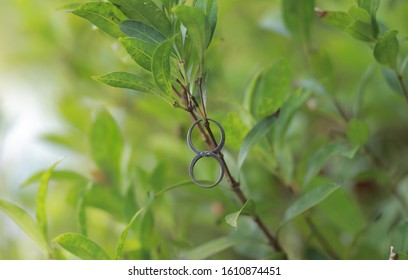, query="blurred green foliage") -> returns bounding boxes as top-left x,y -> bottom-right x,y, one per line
1,0 -> 408,260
